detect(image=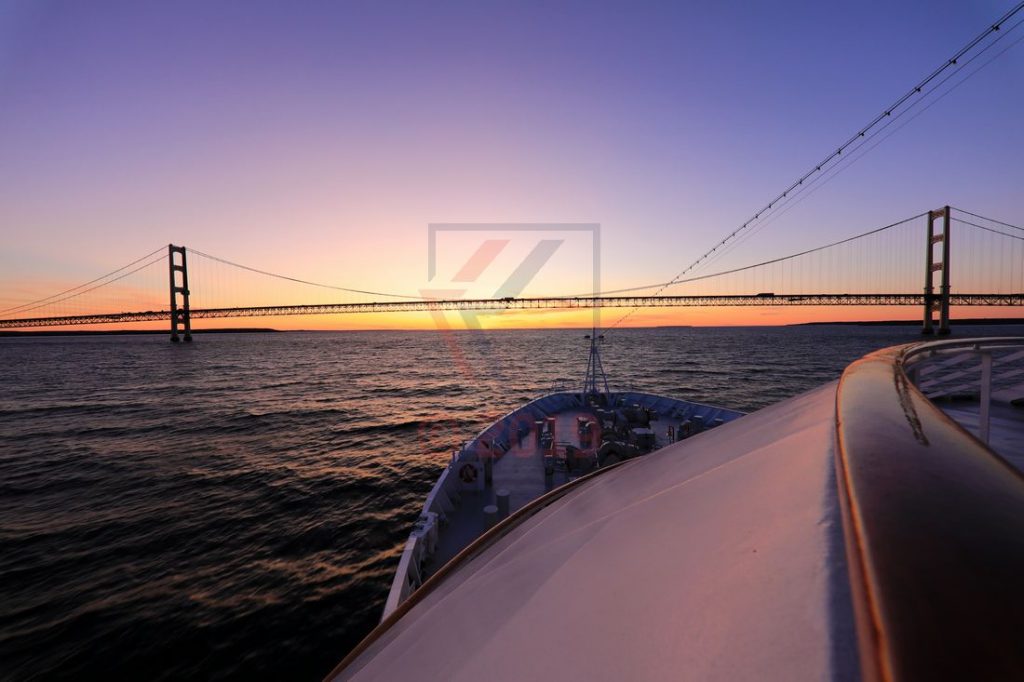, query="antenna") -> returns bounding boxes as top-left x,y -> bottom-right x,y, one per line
582,327 -> 611,398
